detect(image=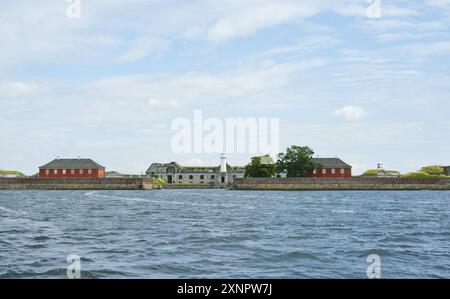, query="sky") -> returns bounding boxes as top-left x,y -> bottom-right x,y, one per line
1,0 -> 450,175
